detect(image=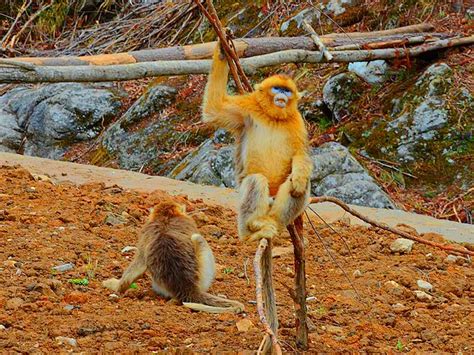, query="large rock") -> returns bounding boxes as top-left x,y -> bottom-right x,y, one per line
102,85 -> 201,173
169,139 -> 395,209
168,130 -> 235,187
322,72 -> 364,122
348,60 -> 389,84
310,142 -> 395,208
0,83 -> 122,159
